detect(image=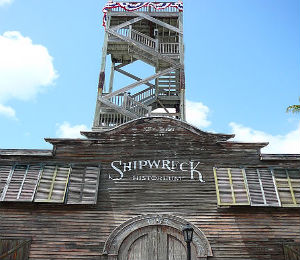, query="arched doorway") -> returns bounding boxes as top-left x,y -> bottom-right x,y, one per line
102,214 -> 213,260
